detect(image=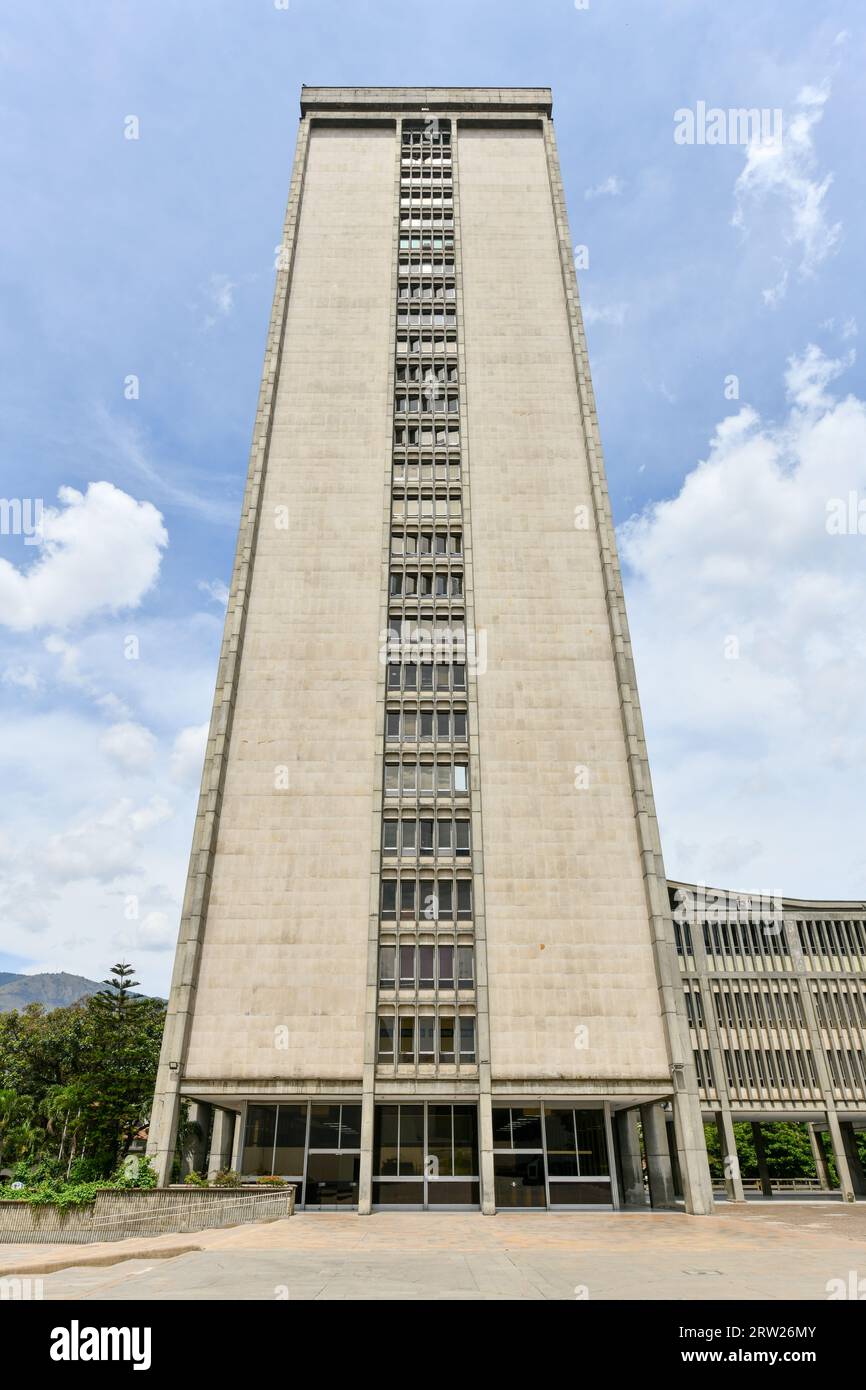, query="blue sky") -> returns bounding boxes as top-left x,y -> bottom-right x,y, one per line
1,1 -> 865,993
